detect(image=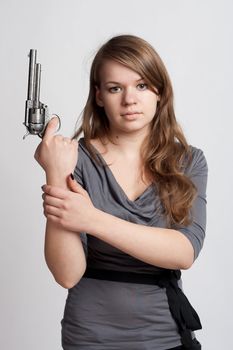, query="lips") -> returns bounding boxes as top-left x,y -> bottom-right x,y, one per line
122,111 -> 141,116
